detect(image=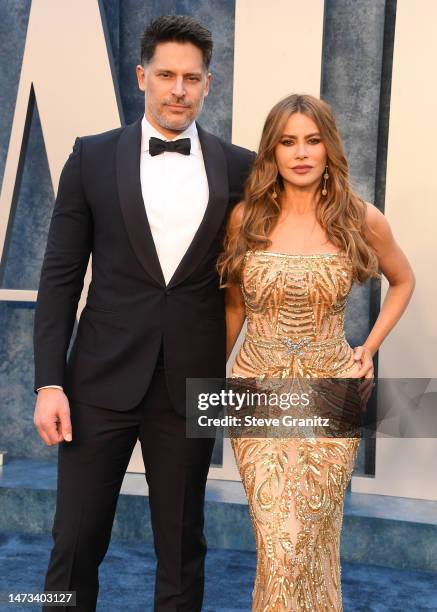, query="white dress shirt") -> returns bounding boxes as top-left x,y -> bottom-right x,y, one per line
140,115 -> 209,285
37,115 -> 209,392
